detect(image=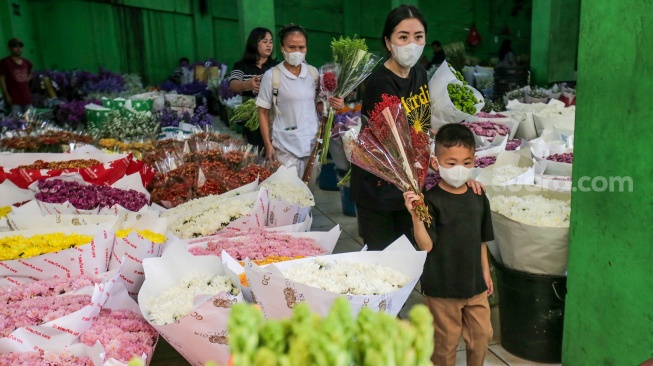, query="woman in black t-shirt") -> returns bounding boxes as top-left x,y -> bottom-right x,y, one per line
350,5 -> 431,251
229,27 -> 278,148
352,5 -> 482,250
